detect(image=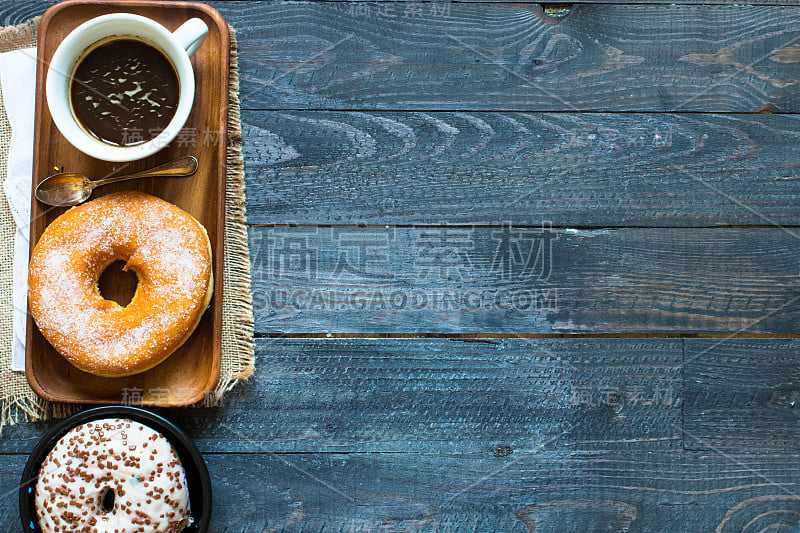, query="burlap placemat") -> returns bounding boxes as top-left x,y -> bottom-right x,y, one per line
0,18 -> 255,434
